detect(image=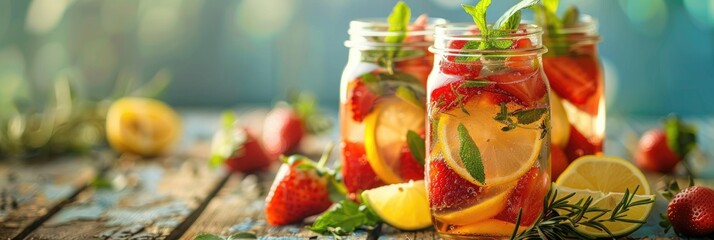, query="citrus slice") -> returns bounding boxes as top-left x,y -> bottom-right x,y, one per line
454,219 -> 526,236
437,94 -> 544,186
555,156 -> 654,237
361,180 -> 431,230
364,96 -> 425,184
106,97 -> 181,156
556,156 -> 651,195
550,91 -> 570,148
434,182 -> 515,225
